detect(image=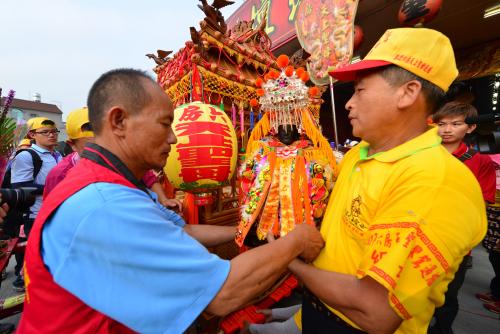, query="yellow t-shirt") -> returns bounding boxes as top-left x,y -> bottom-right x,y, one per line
313,127 -> 487,333
293,308 -> 302,330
